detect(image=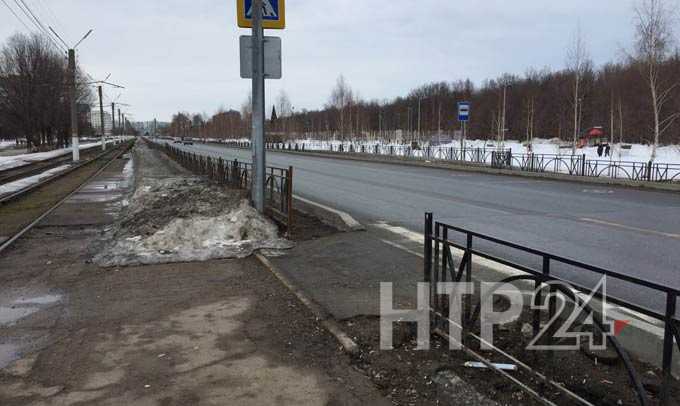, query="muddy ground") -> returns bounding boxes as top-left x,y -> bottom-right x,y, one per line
0,142 -> 389,405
